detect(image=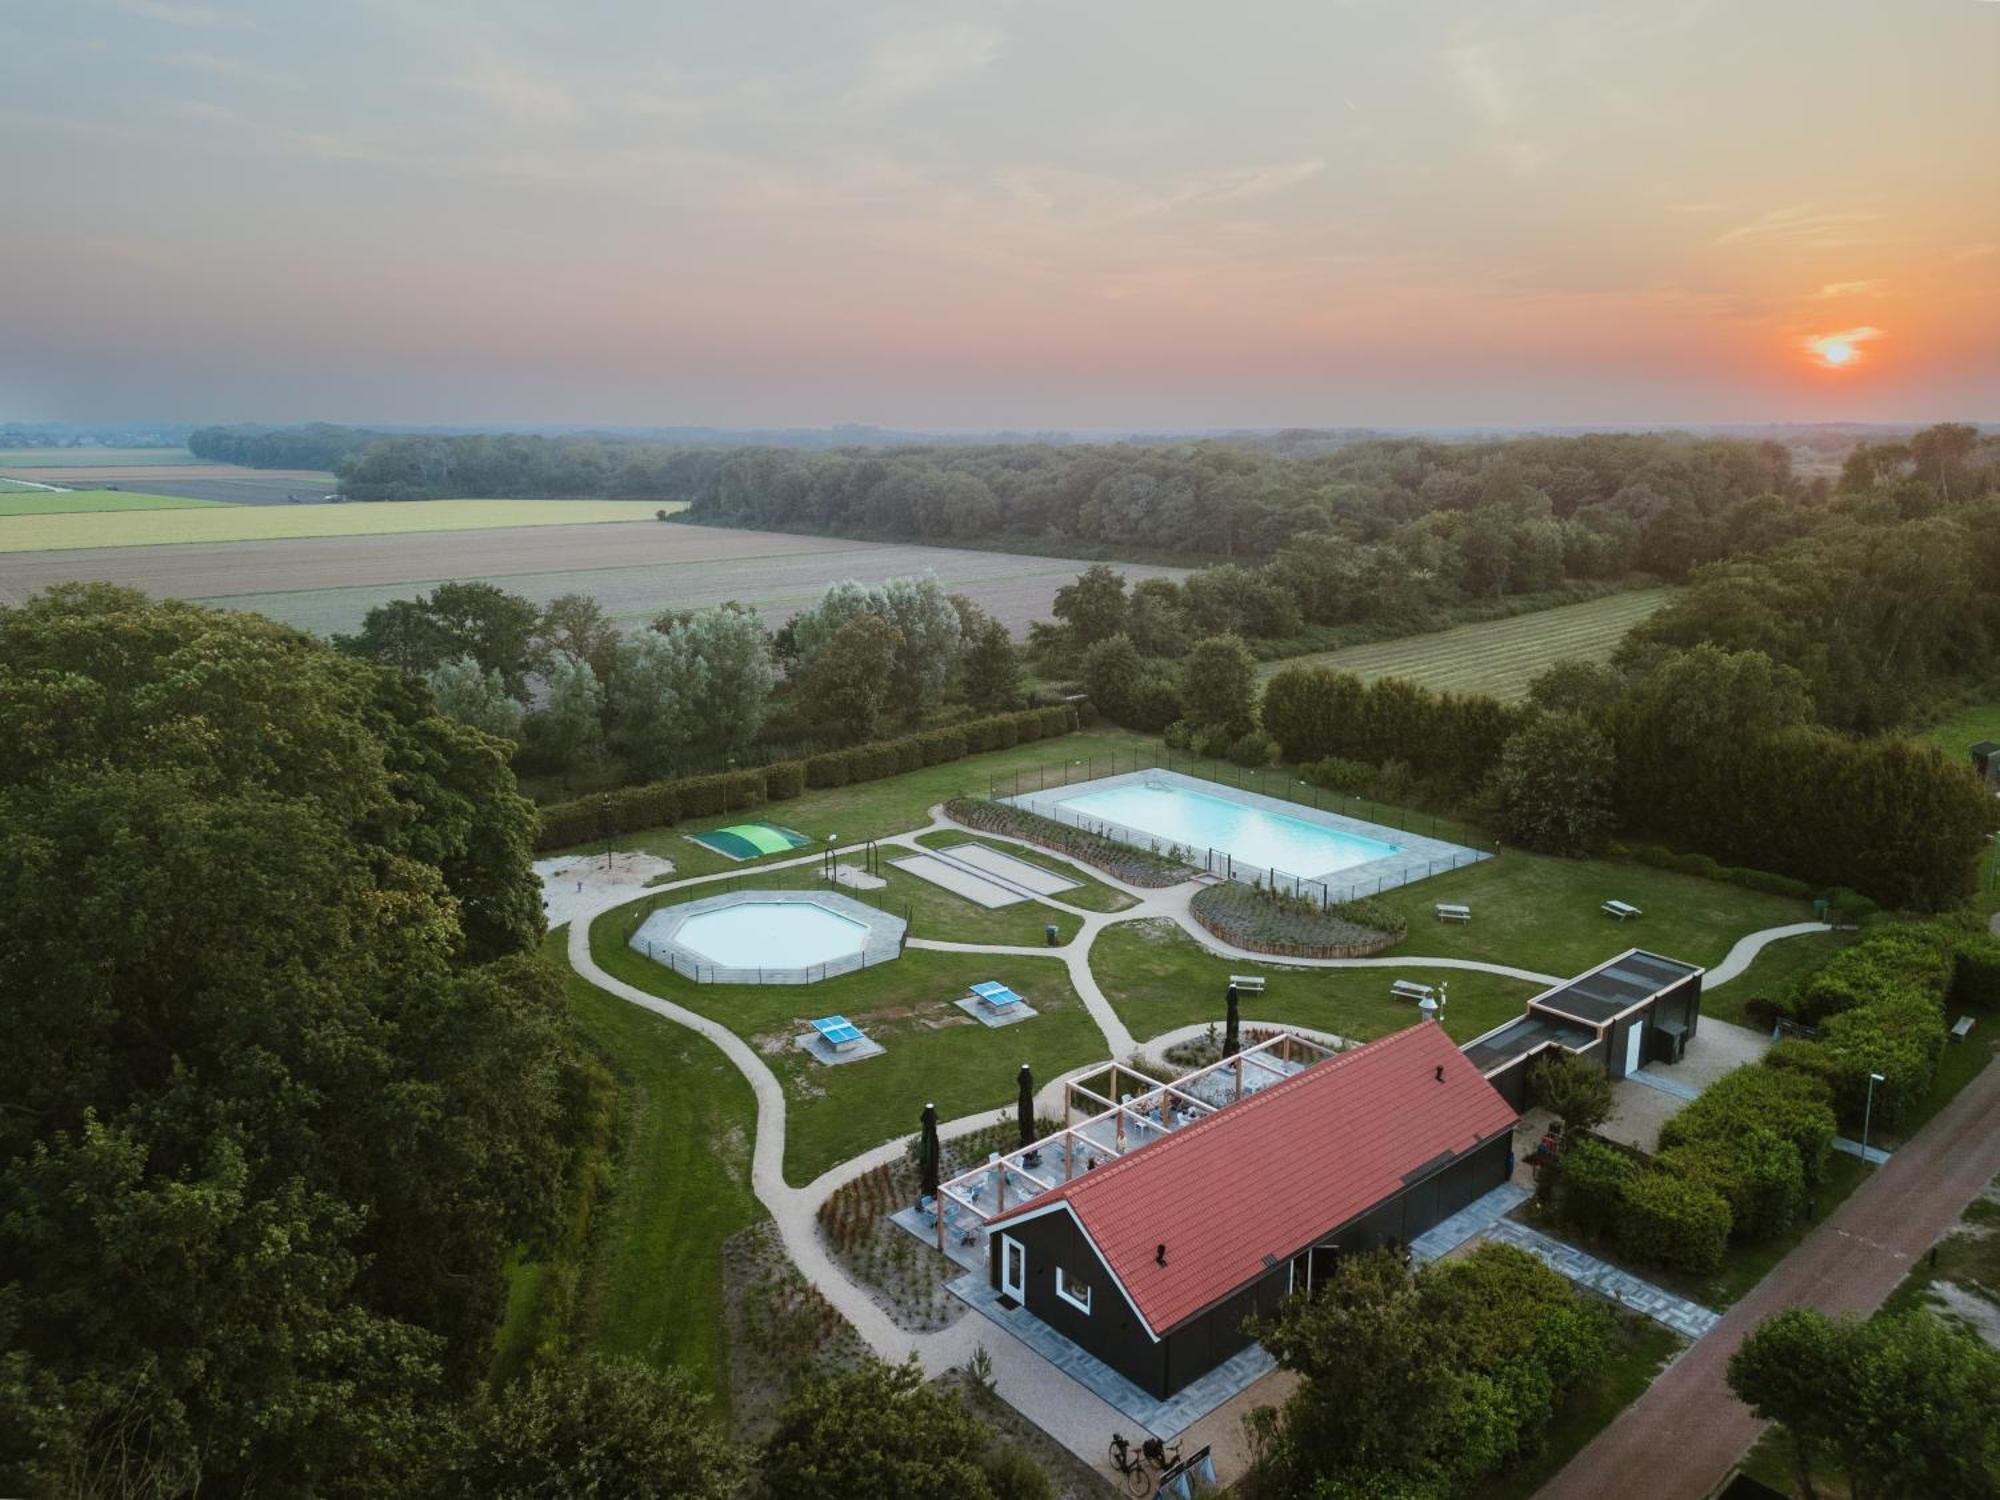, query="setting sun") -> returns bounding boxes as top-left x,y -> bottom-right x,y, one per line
1805,326 -> 1883,371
